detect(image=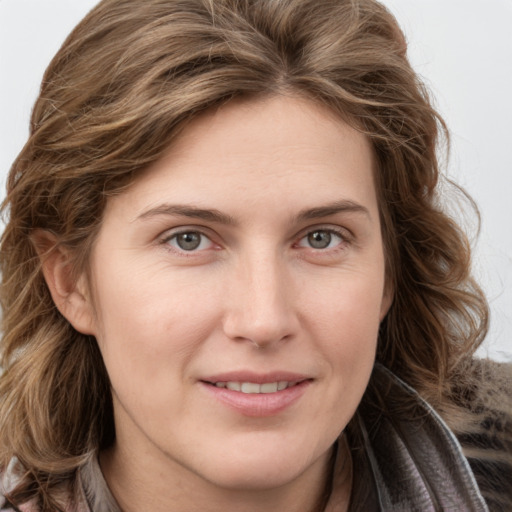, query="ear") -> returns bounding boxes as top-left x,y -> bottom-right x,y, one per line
379,279 -> 394,322
32,230 -> 96,336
